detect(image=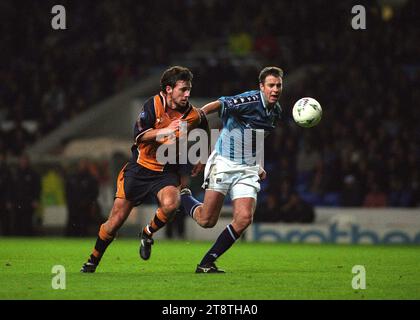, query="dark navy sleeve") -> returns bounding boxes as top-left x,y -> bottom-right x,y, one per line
196,108 -> 209,131
133,99 -> 156,142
